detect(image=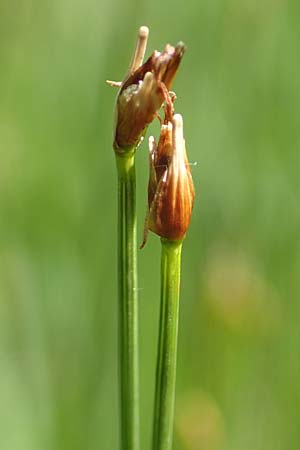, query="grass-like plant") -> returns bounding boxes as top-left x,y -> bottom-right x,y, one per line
145,114 -> 195,449
109,27 -> 149,450
108,26 -> 193,450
